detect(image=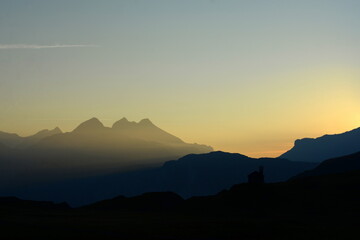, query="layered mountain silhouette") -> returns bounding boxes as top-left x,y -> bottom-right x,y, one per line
10,151 -> 316,206
82,169 -> 360,215
3,170 -> 359,239
0,127 -> 62,148
0,118 -> 212,189
40,117 -> 189,152
33,117 -> 211,165
279,127 -> 360,162
112,117 -> 184,144
2,144 -> 360,239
